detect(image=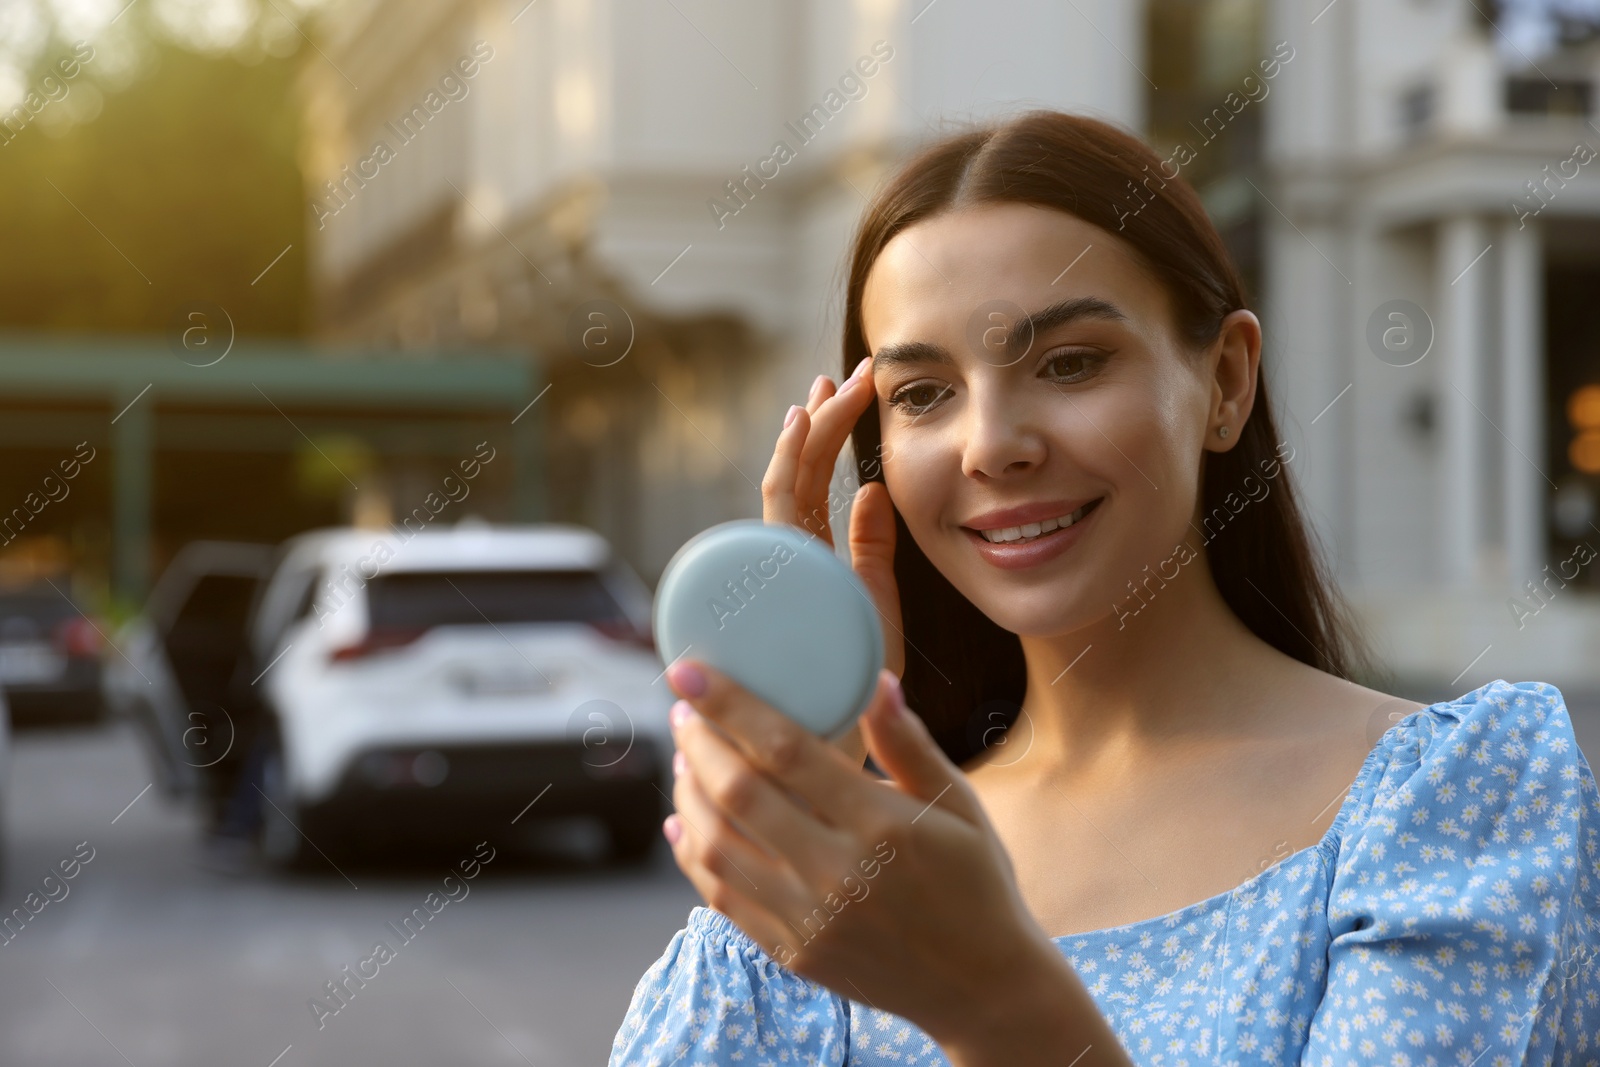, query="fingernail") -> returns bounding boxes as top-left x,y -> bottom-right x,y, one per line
667,662 -> 708,698
670,699 -> 694,728
784,404 -> 801,429
673,750 -> 688,777
883,671 -> 906,718
838,360 -> 871,393
808,374 -> 829,402
663,815 -> 682,845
